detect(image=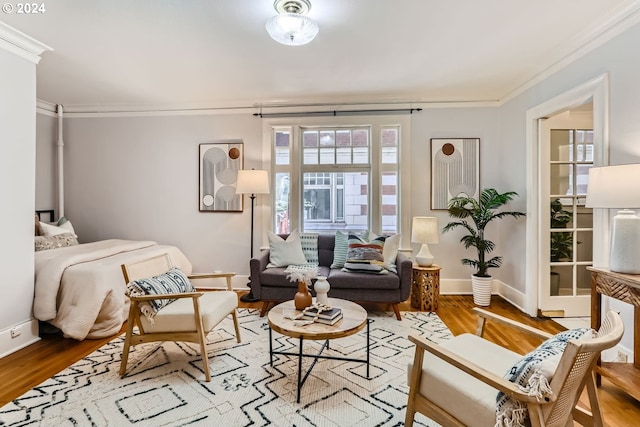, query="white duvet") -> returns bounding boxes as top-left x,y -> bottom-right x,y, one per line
34,239 -> 192,340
